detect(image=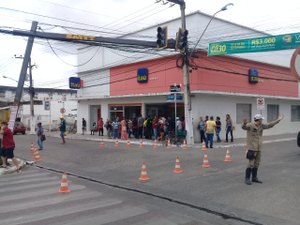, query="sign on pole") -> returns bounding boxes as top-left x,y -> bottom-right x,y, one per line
257,98 -> 265,111
208,32 -> 300,56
